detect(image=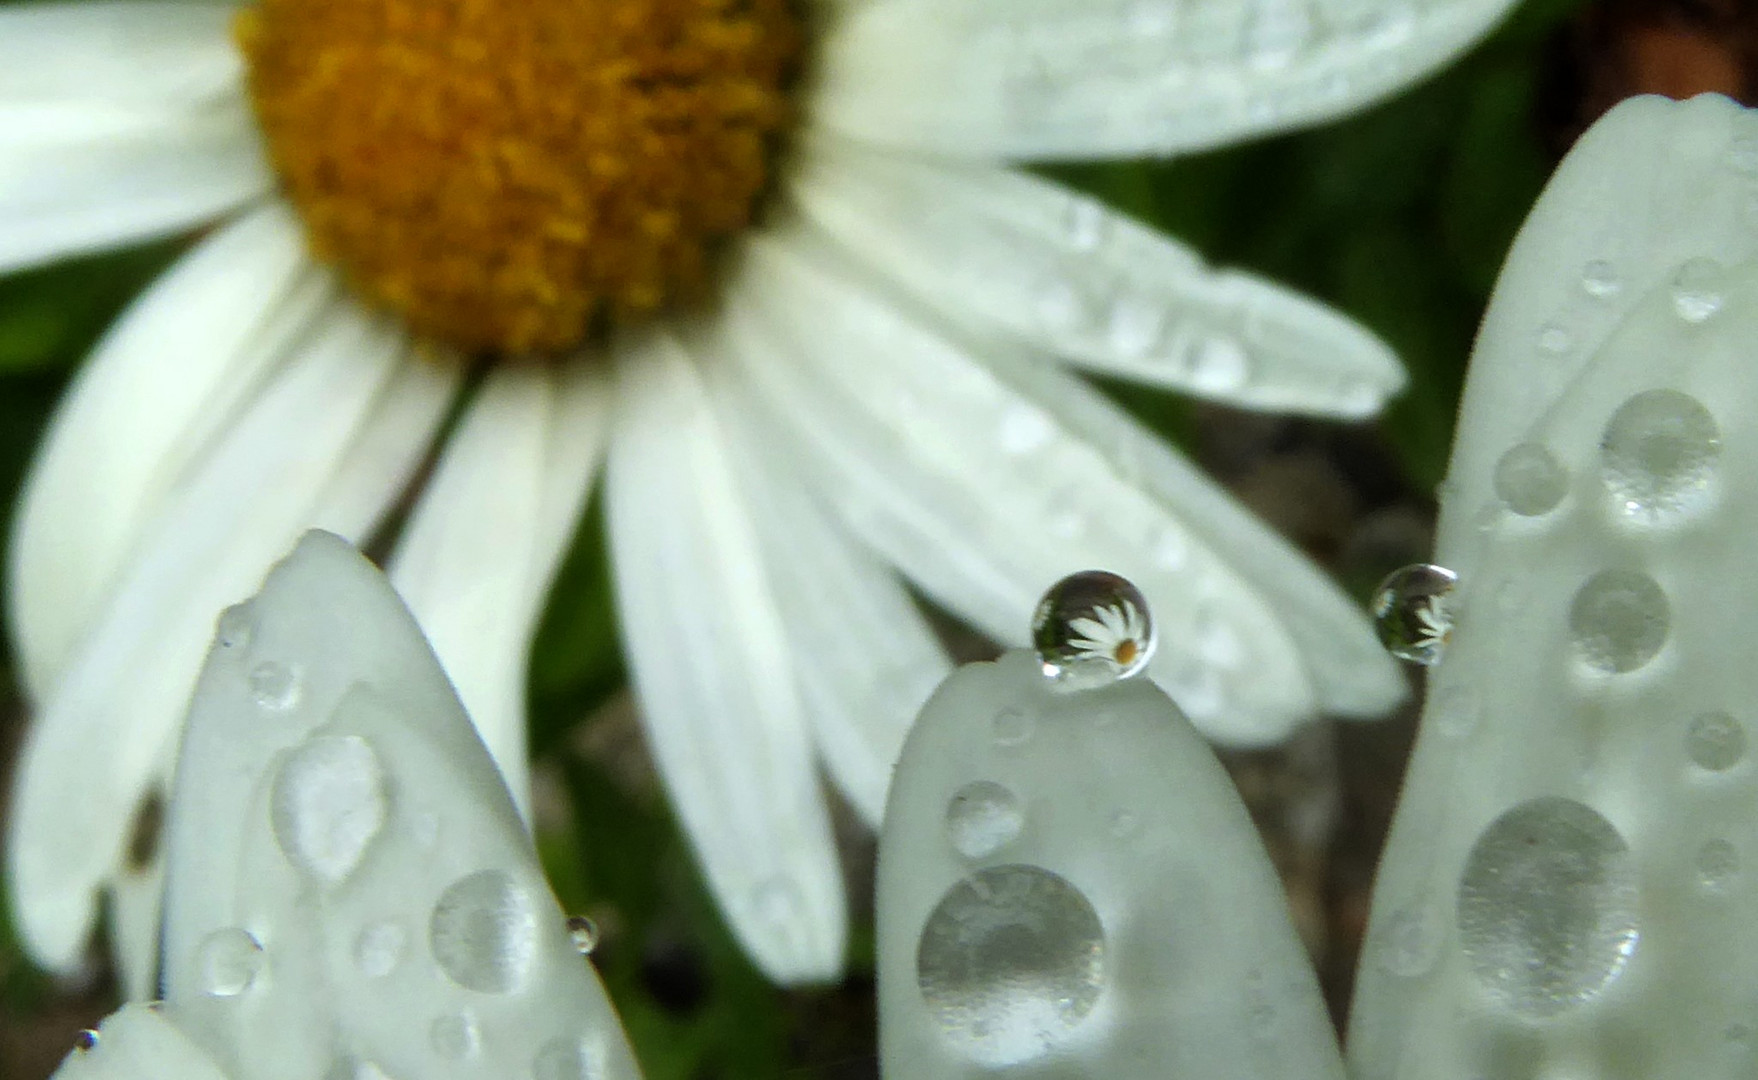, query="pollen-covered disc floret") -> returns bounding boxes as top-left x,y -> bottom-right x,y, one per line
237,0 -> 800,353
